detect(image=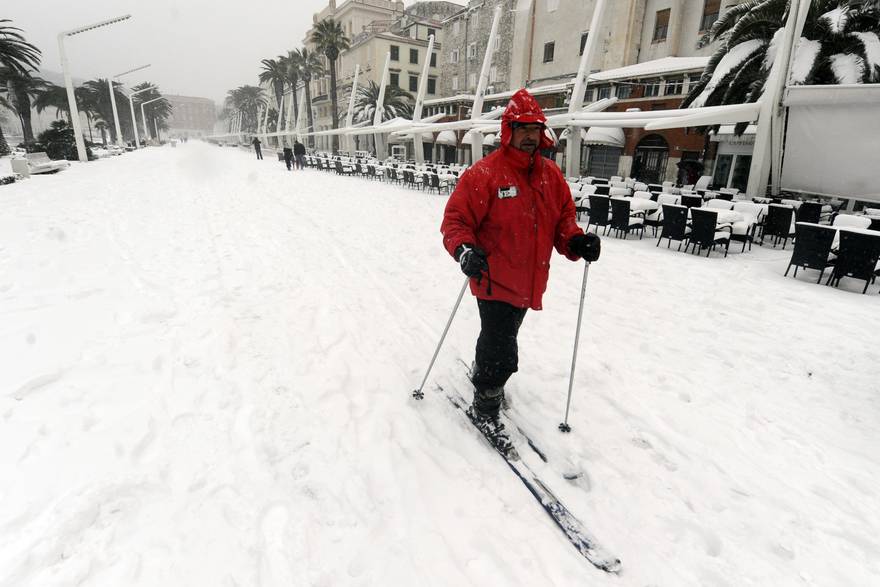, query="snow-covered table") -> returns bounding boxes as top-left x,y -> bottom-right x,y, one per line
619,197 -> 659,212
